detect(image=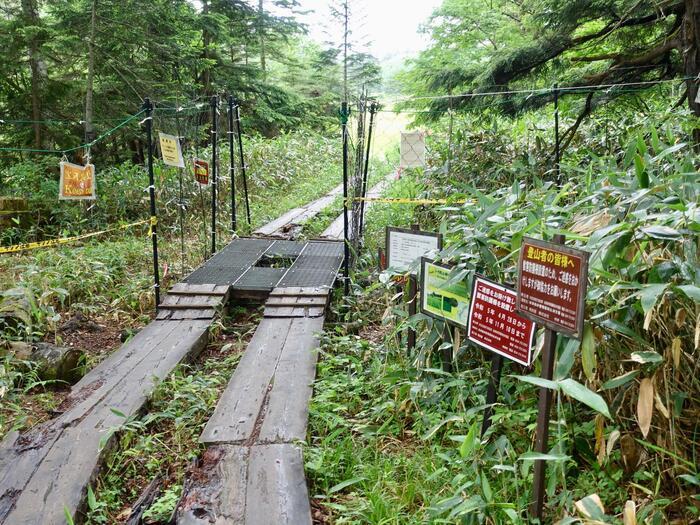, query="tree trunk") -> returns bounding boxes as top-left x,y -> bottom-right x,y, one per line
2,342 -> 85,384
84,0 -> 97,145
682,0 -> 700,146
21,0 -> 43,149
258,0 -> 266,80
